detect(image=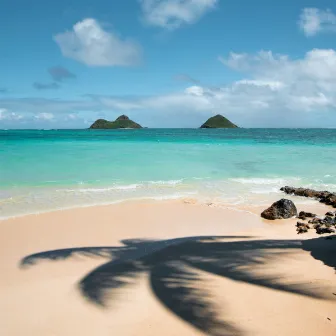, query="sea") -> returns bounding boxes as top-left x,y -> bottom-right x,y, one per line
1,128 -> 335,219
